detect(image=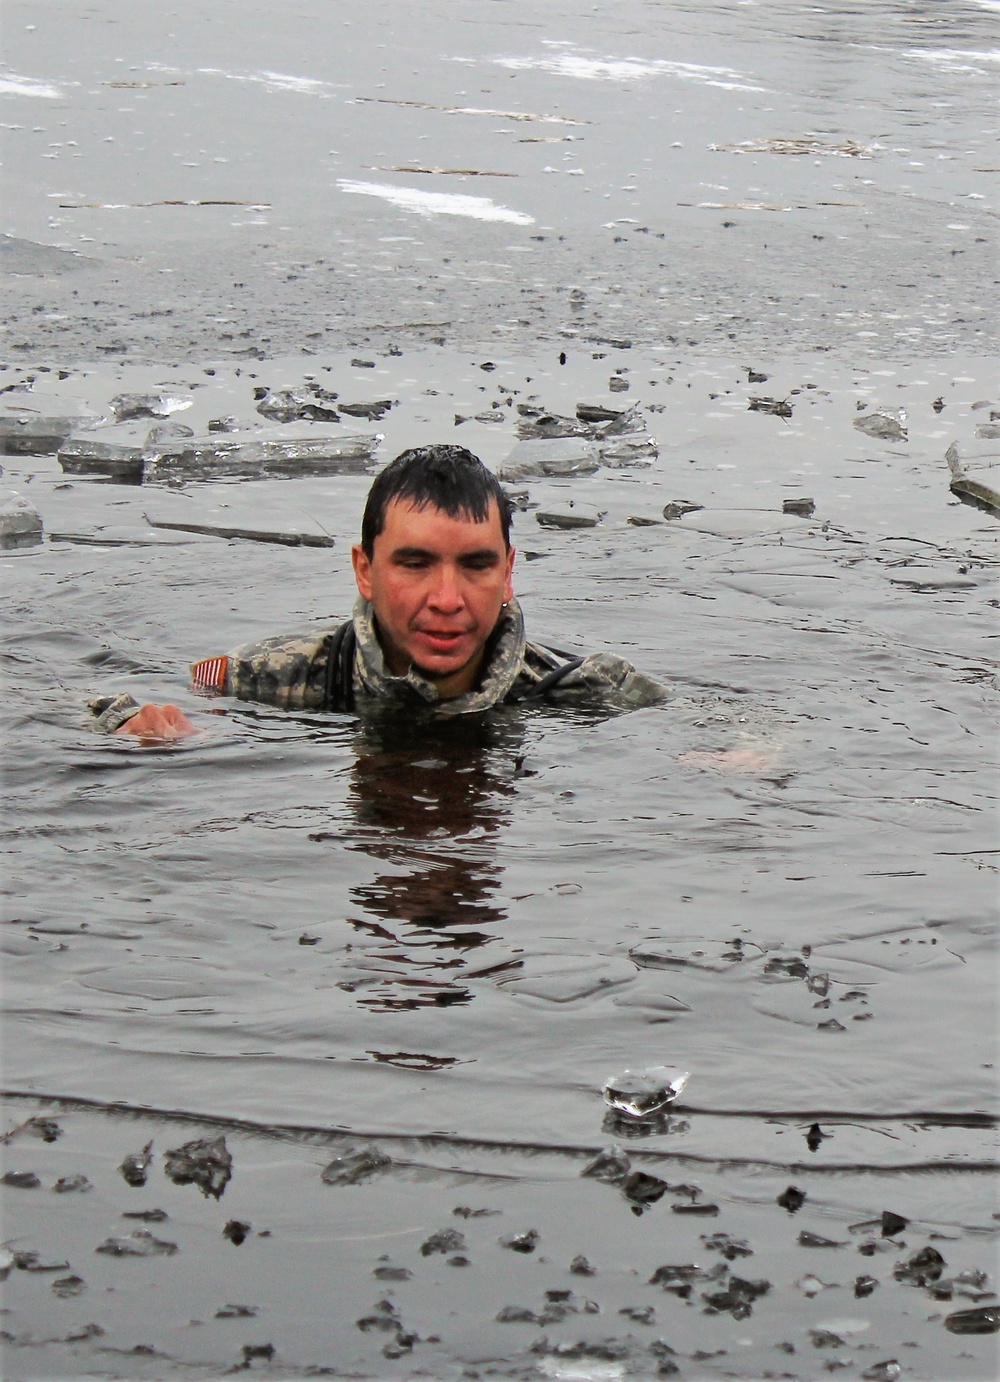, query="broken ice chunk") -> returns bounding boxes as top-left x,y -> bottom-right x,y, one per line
109,392 -> 194,423
853,411 -> 907,442
496,437 -> 600,480
254,384 -> 340,423
146,426 -> 381,481
0,395 -> 106,455
57,428 -> 147,481
0,494 -> 44,549
603,1065 -> 689,1118
515,408 -> 593,440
